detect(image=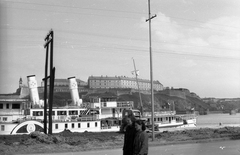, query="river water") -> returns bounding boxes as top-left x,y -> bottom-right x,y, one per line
158,113 -> 240,132
196,113 -> 240,128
